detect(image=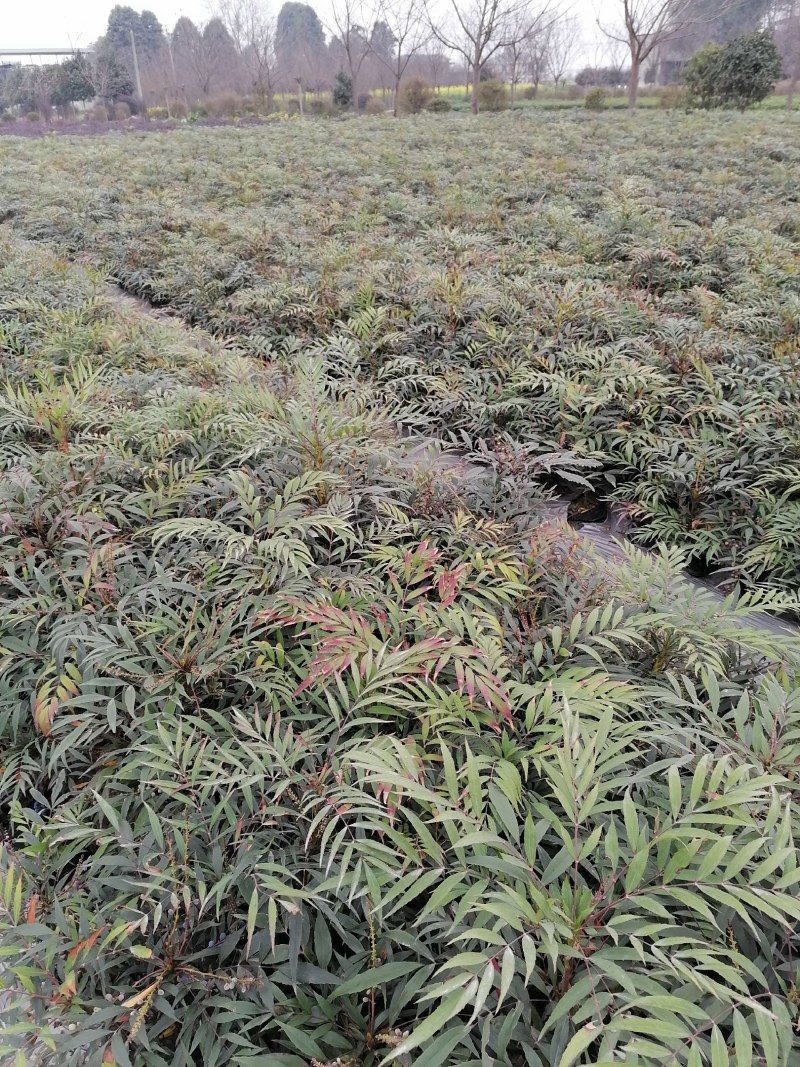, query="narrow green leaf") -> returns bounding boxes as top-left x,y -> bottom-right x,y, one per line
559,1022 -> 600,1067
385,979 -> 478,1061
245,885 -> 258,959
496,945 -> 514,1010
732,1010 -> 752,1066
333,961 -> 422,998
710,1024 -> 729,1067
